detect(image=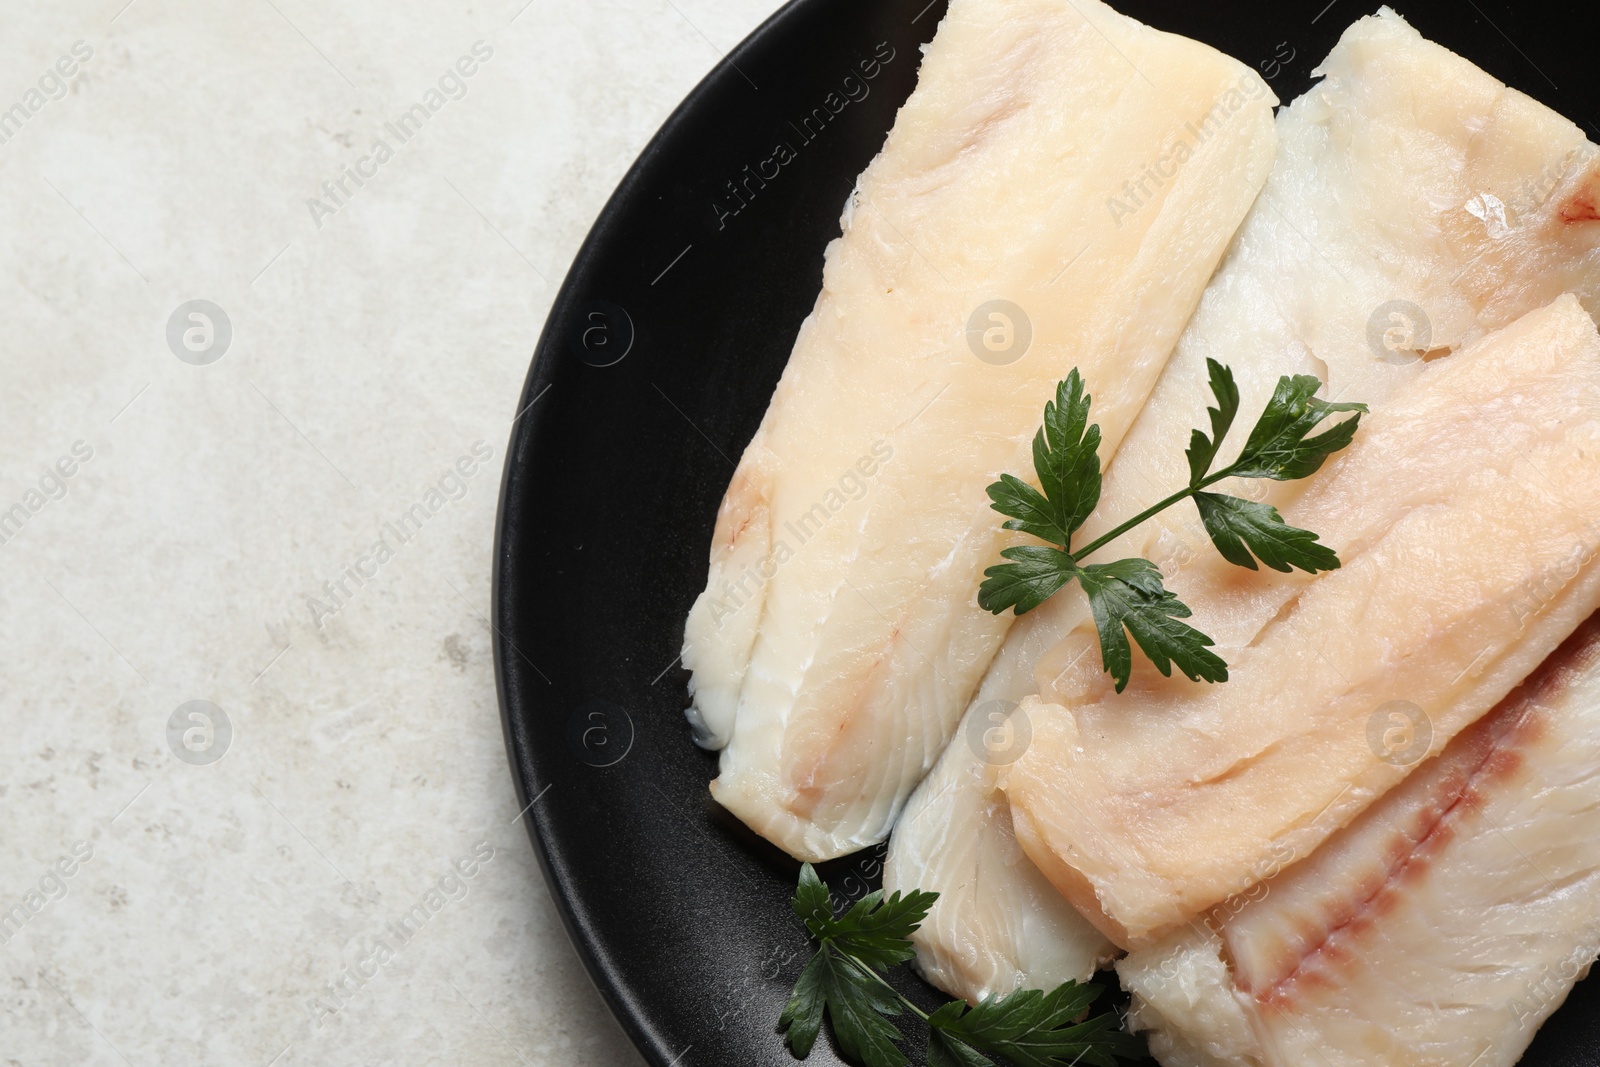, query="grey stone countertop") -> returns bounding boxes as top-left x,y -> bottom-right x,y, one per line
0,0 -> 781,1062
